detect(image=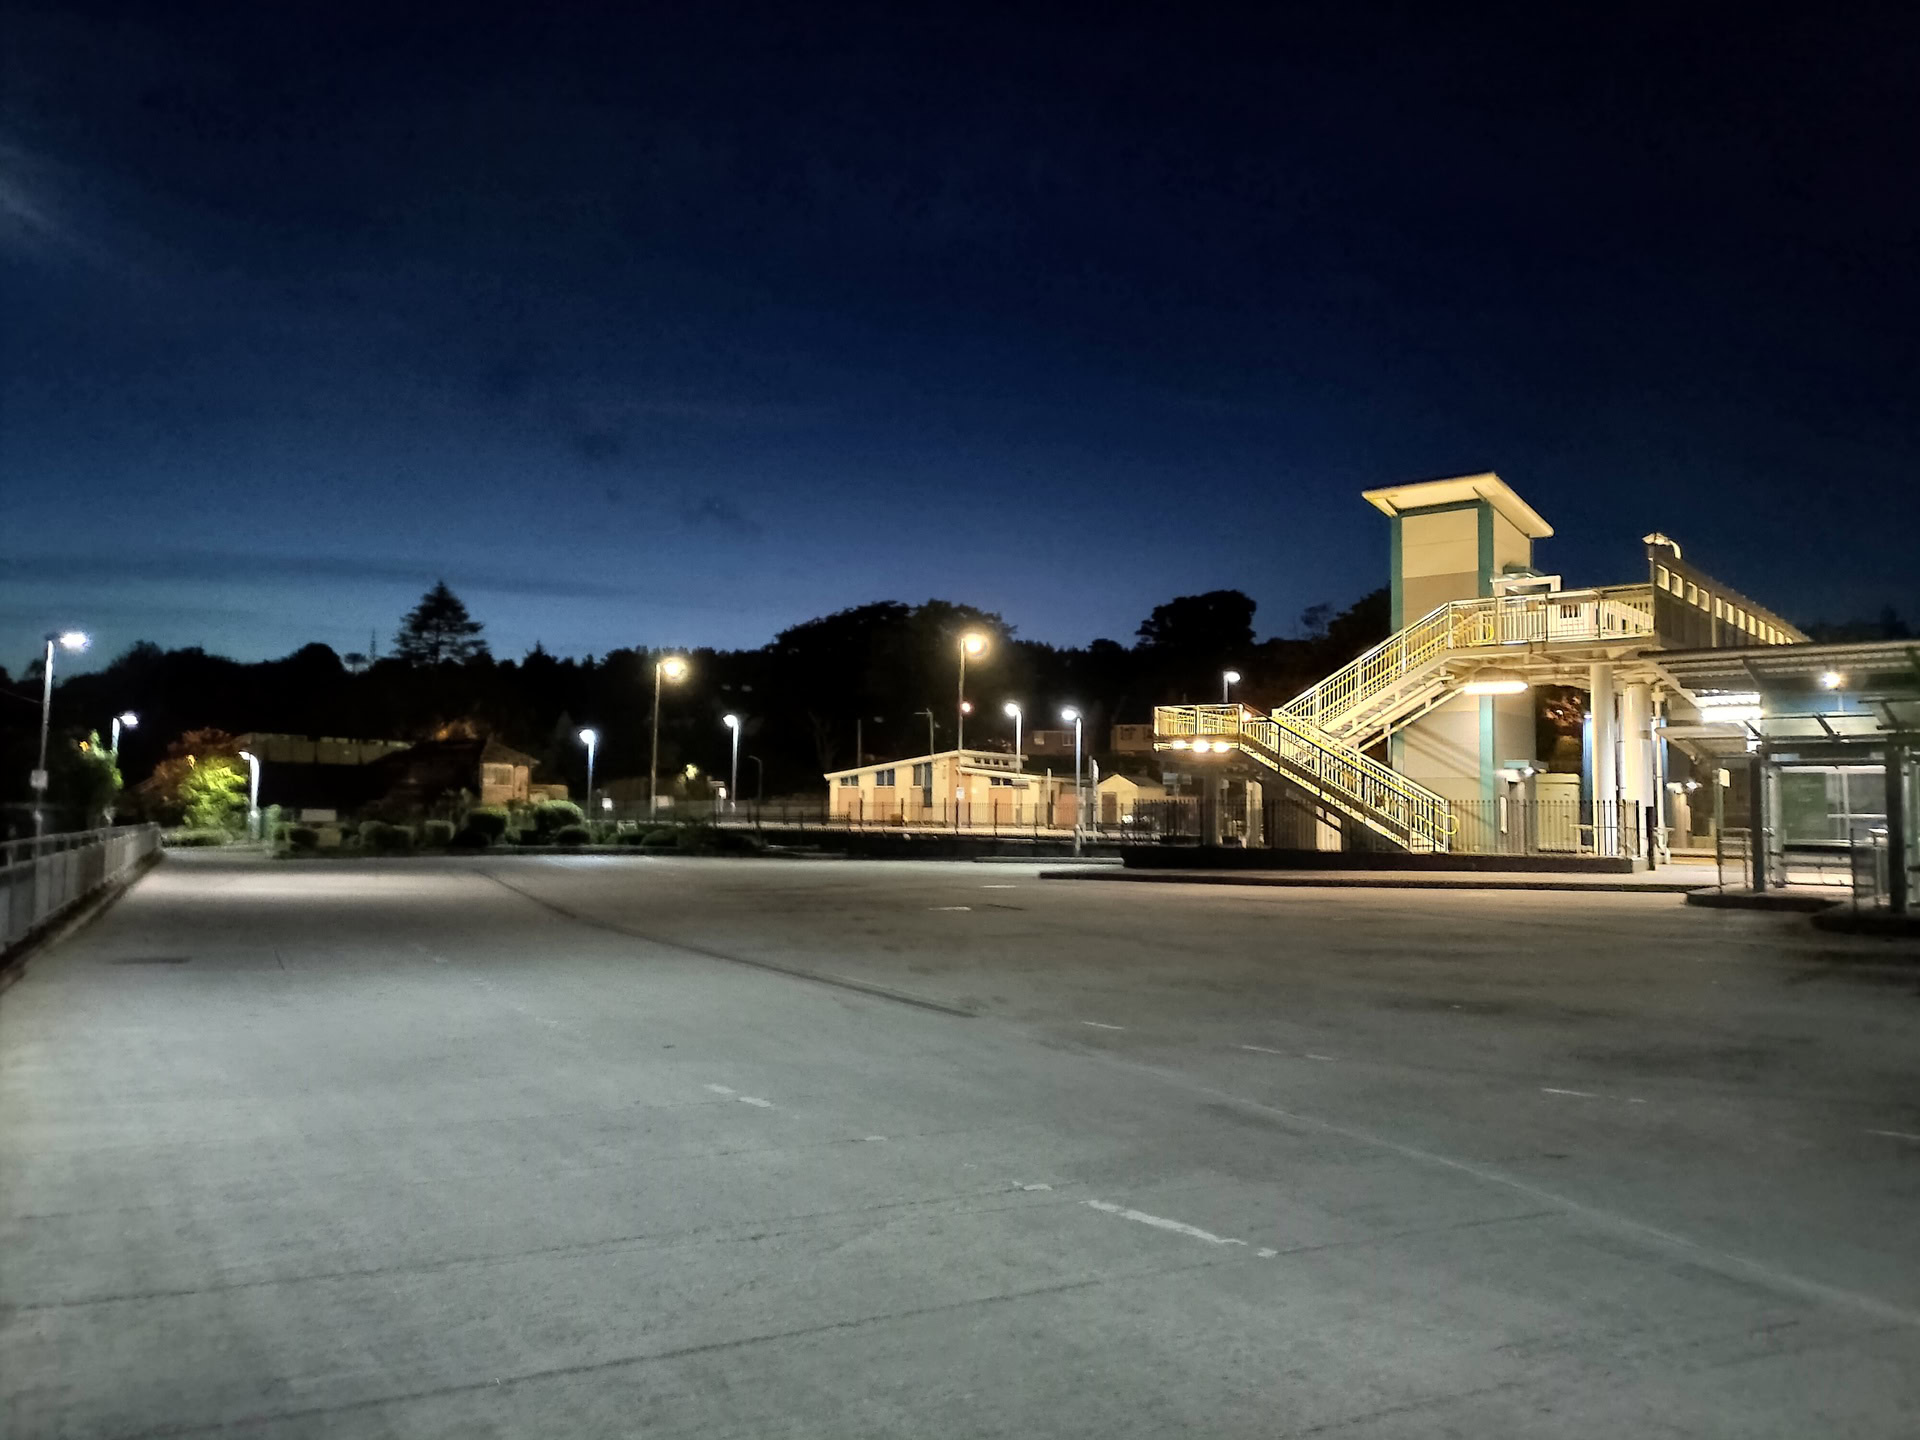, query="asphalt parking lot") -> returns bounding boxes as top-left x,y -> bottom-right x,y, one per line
4,851 -> 1918,1437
